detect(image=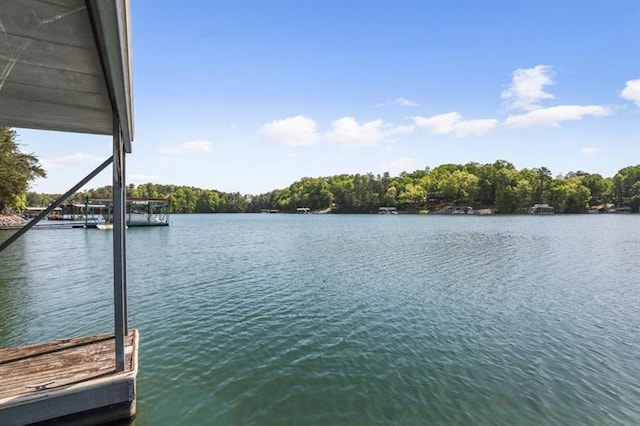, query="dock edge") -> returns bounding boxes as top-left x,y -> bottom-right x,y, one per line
0,329 -> 139,426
